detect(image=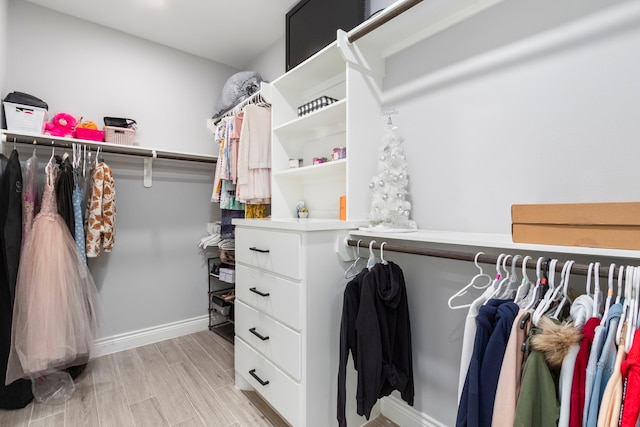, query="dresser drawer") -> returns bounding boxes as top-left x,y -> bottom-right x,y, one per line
236,228 -> 301,279
236,264 -> 301,330
236,338 -> 300,426
235,301 -> 301,380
